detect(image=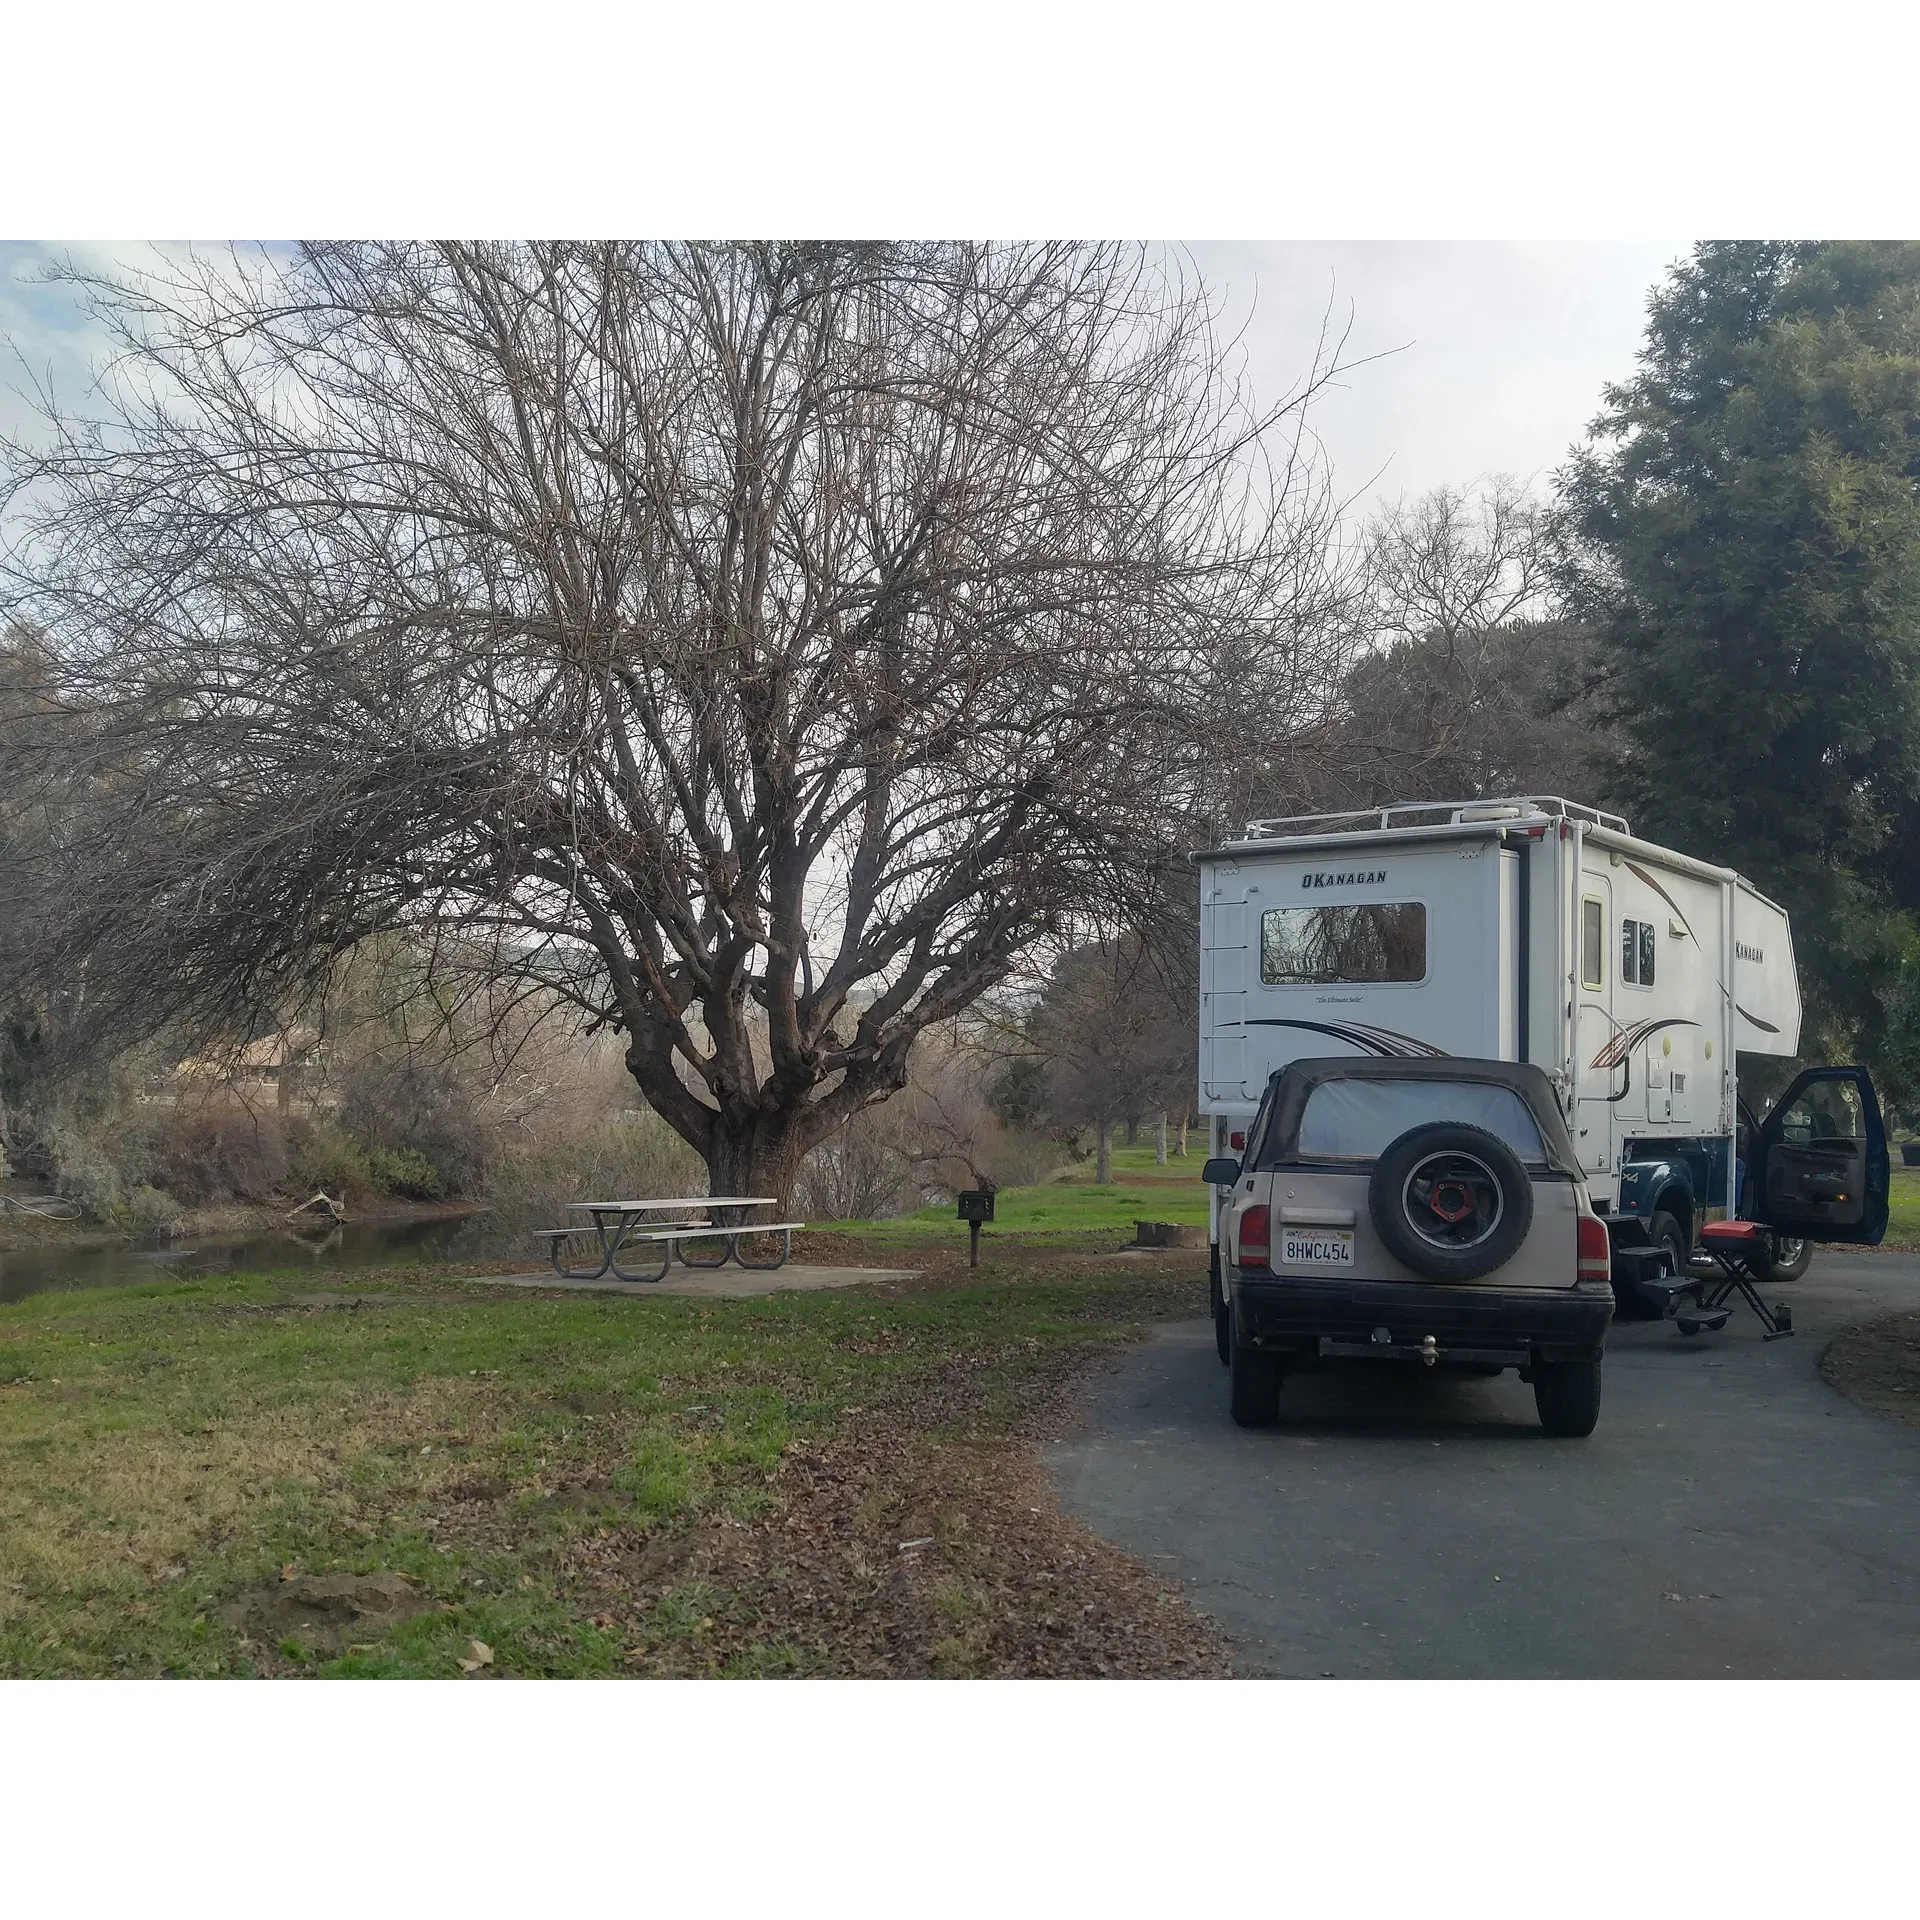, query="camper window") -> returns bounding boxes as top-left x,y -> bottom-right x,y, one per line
1621,917 -> 1657,988
1581,898 -> 1604,990
1260,903 -> 1426,985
